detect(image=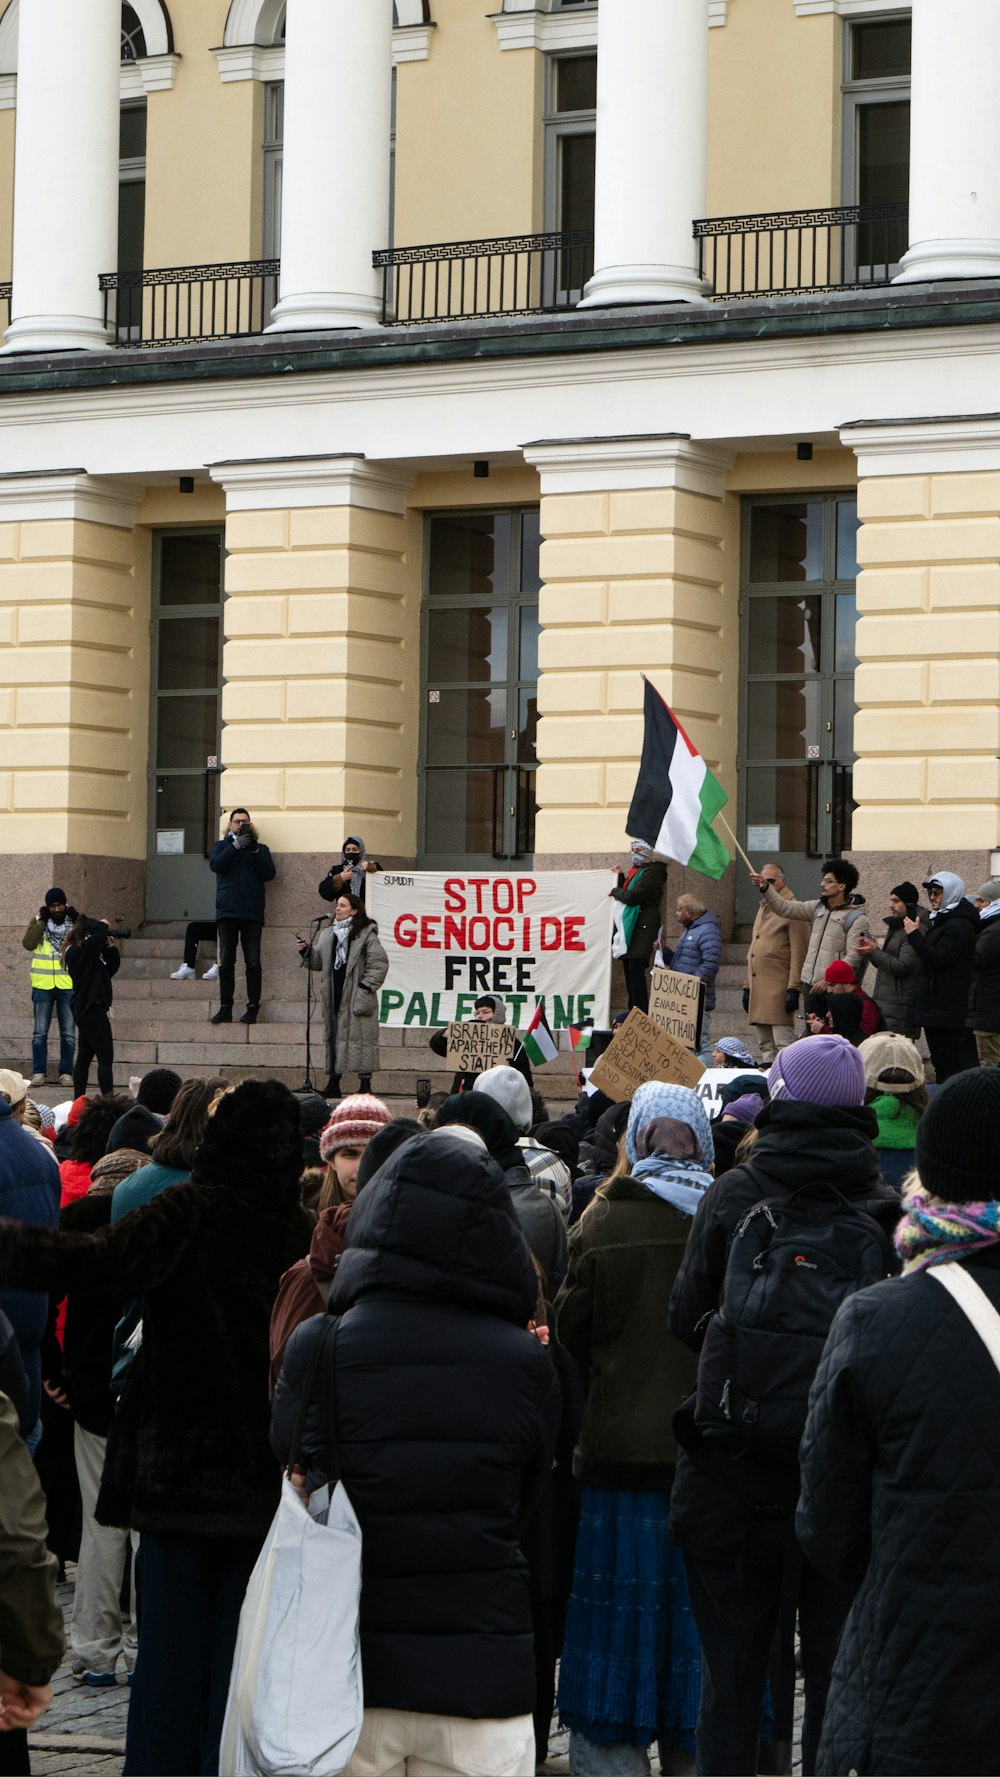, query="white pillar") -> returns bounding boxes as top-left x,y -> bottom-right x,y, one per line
268,0 -> 394,332
894,0 -> 1000,283
579,0 -> 709,308
4,0 -> 120,353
